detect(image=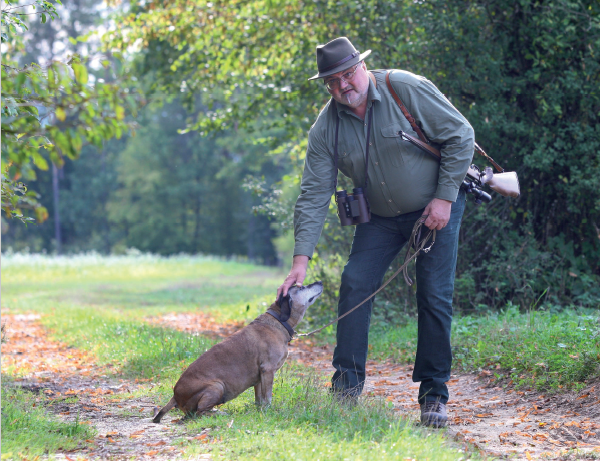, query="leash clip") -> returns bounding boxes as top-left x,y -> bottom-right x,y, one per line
422,242 -> 434,253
